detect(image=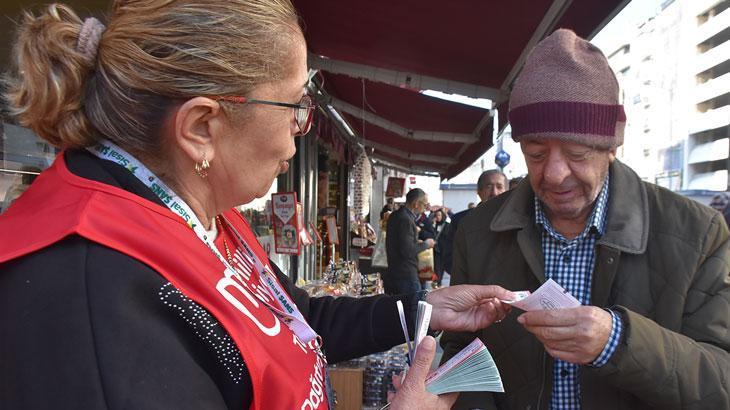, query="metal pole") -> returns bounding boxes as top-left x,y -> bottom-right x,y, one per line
318,241 -> 323,279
